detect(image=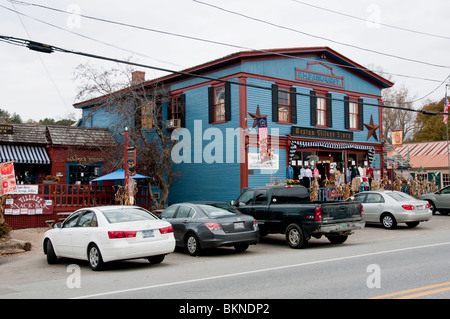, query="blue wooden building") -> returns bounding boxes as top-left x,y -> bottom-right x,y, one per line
74,47 -> 393,204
